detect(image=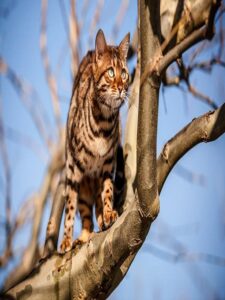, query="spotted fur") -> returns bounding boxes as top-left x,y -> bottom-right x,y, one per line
60,29 -> 129,252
